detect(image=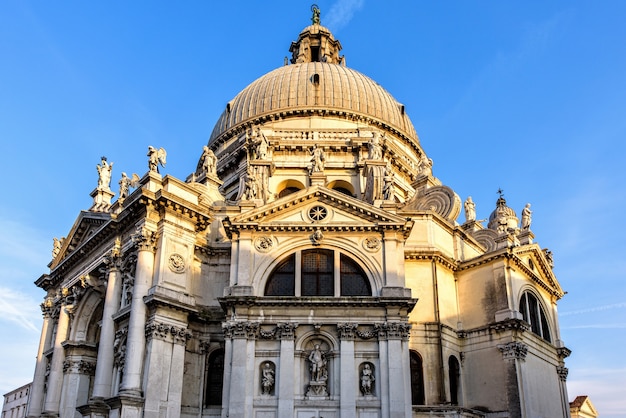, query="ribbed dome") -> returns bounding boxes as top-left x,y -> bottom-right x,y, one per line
488,196 -> 519,231
208,62 -> 418,143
